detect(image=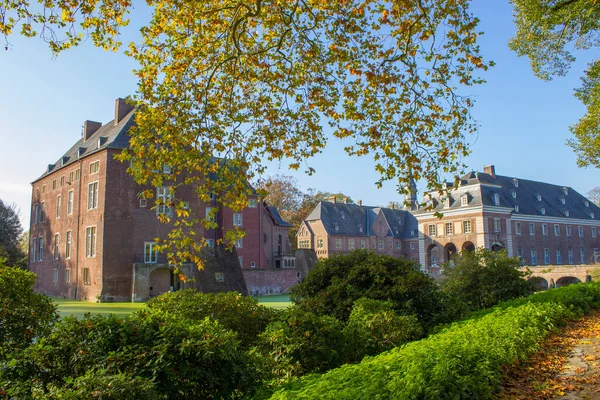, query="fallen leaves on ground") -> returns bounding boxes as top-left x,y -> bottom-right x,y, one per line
497,309 -> 600,399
